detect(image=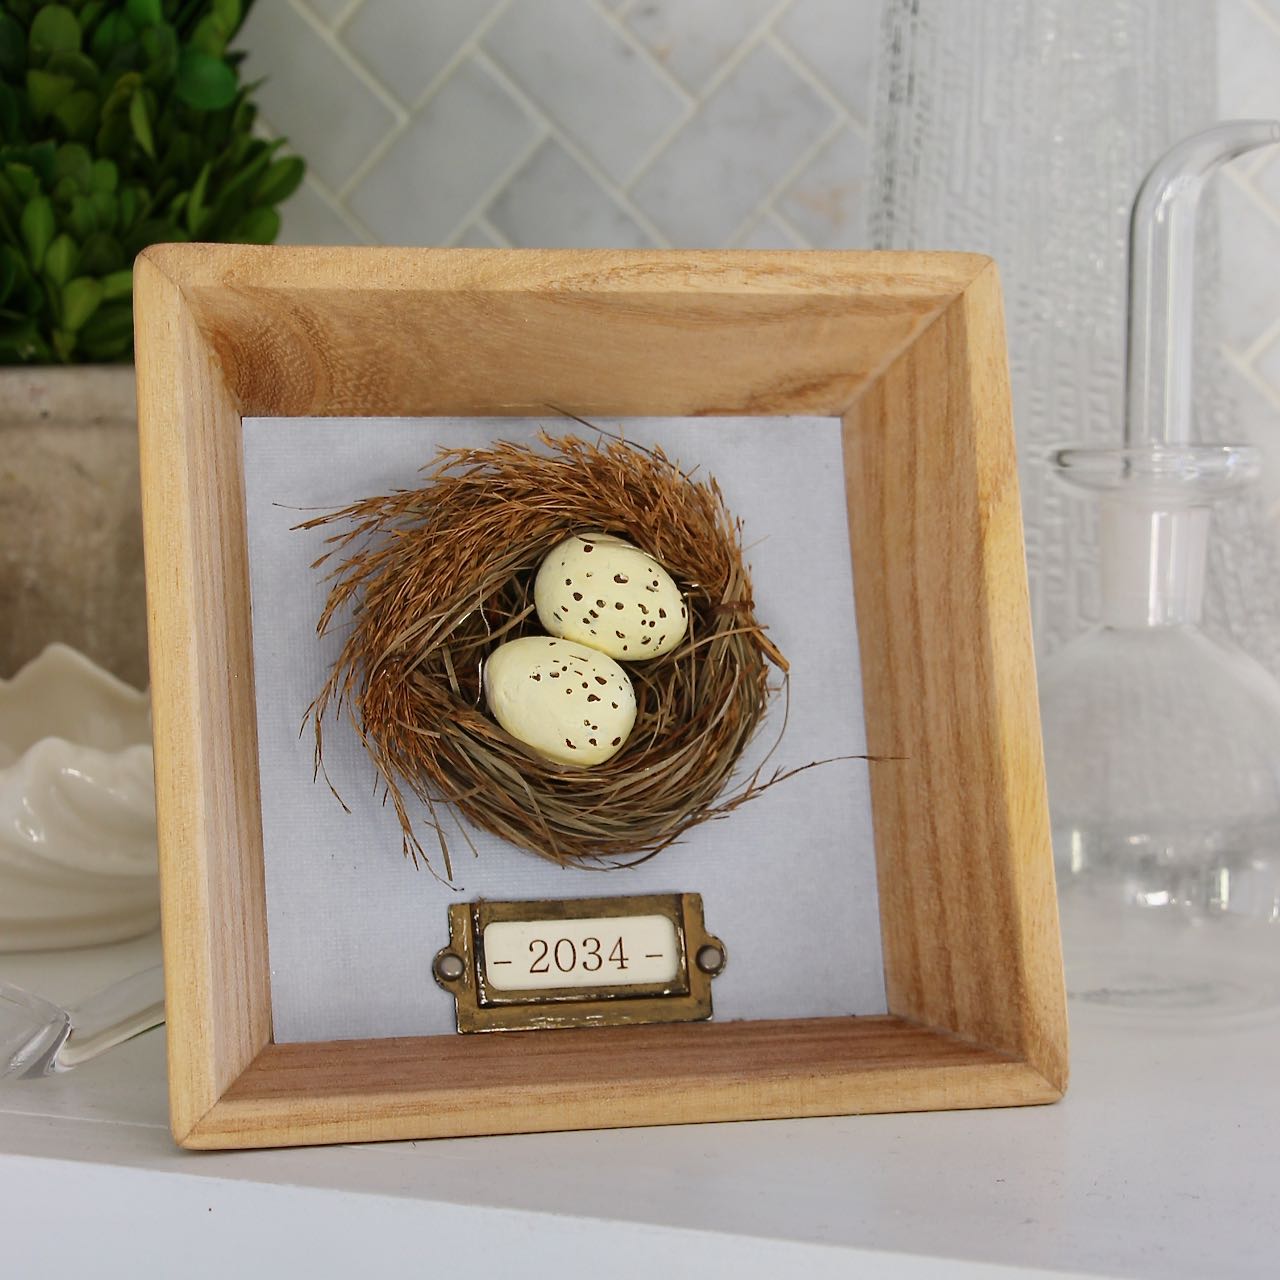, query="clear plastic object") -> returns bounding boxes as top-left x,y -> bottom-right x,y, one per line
0,966 -> 164,1080
1041,121 -> 1280,1015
